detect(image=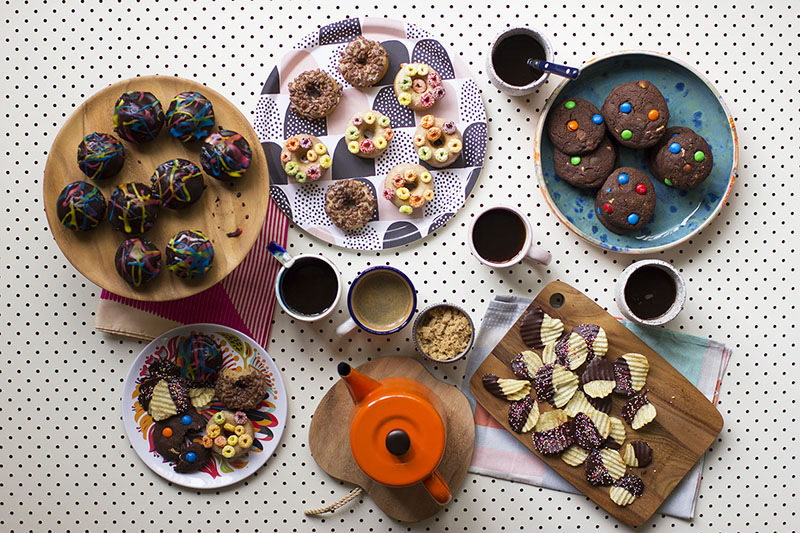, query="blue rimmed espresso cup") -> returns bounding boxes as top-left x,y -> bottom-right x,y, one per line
268,242 -> 342,322
335,266 -> 417,336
